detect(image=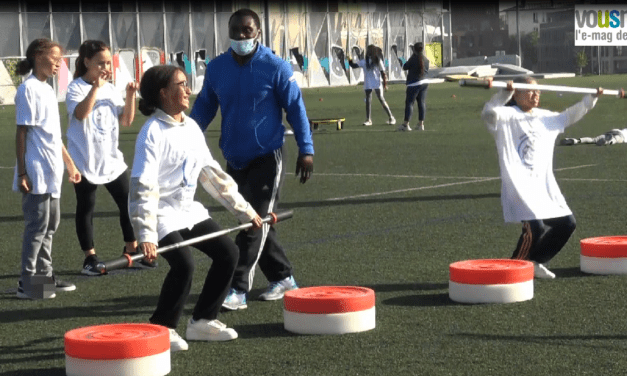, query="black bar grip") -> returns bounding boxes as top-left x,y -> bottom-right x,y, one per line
273,210 -> 294,223
98,255 -> 132,274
